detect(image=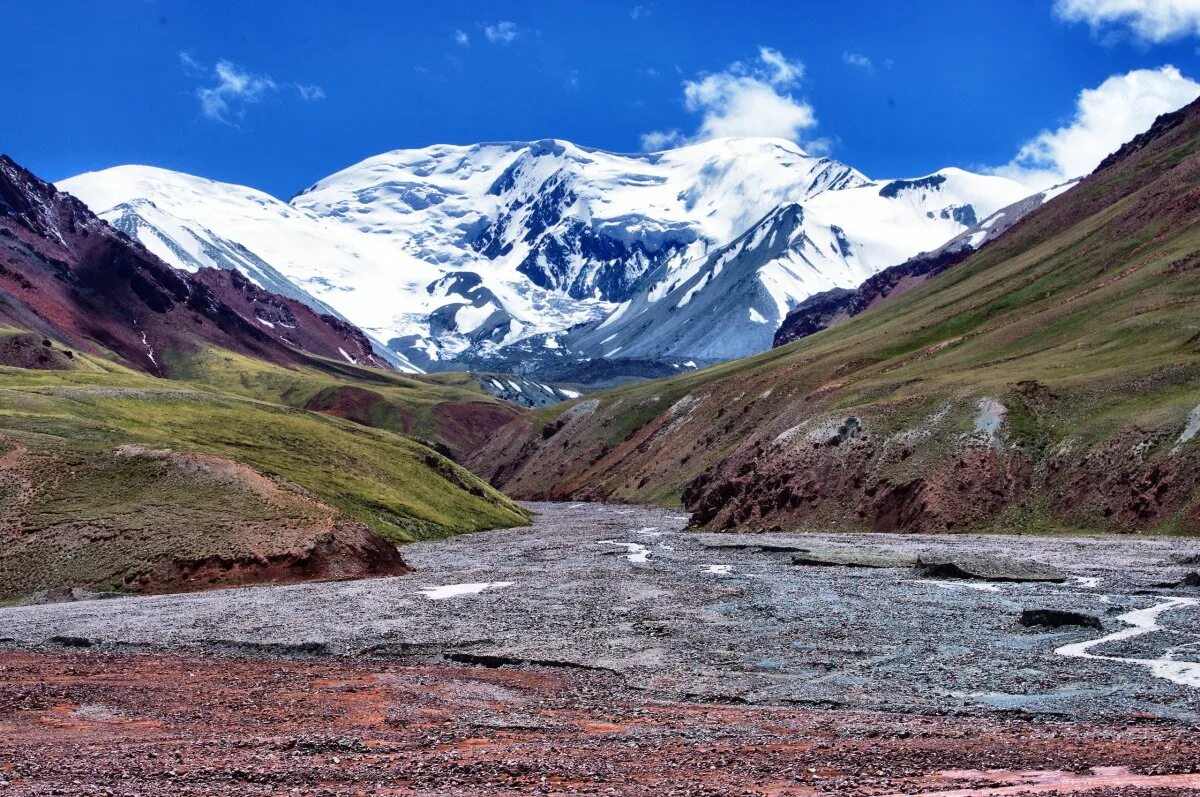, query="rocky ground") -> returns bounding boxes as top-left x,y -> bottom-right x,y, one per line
2,649 -> 1200,796
1,502 -> 1200,794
